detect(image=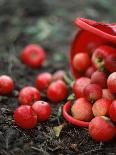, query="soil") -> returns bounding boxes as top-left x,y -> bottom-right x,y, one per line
0,0 -> 116,155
